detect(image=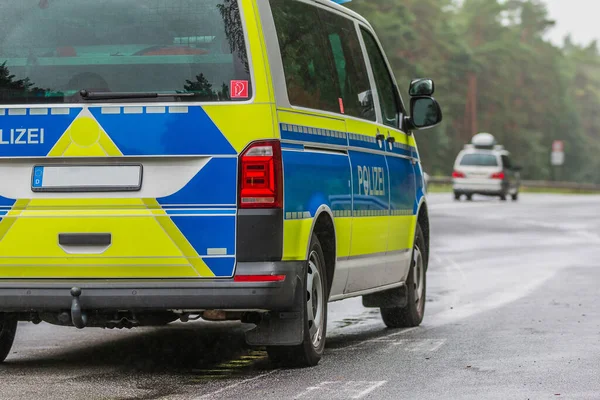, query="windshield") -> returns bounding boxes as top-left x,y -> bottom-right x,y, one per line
459,153 -> 499,167
0,0 -> 251,104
